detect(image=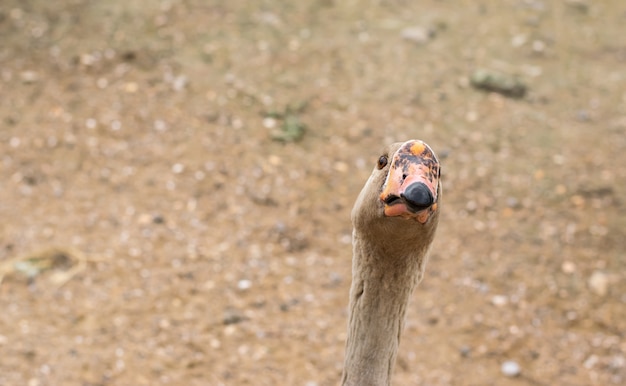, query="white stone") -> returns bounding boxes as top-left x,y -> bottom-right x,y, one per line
401,26 -> 435,44
501,360 -> 521,377
237,279 -> 252,290
588,271 -> 609,296
262,117 -> 277,129
491,295 -> 508,307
